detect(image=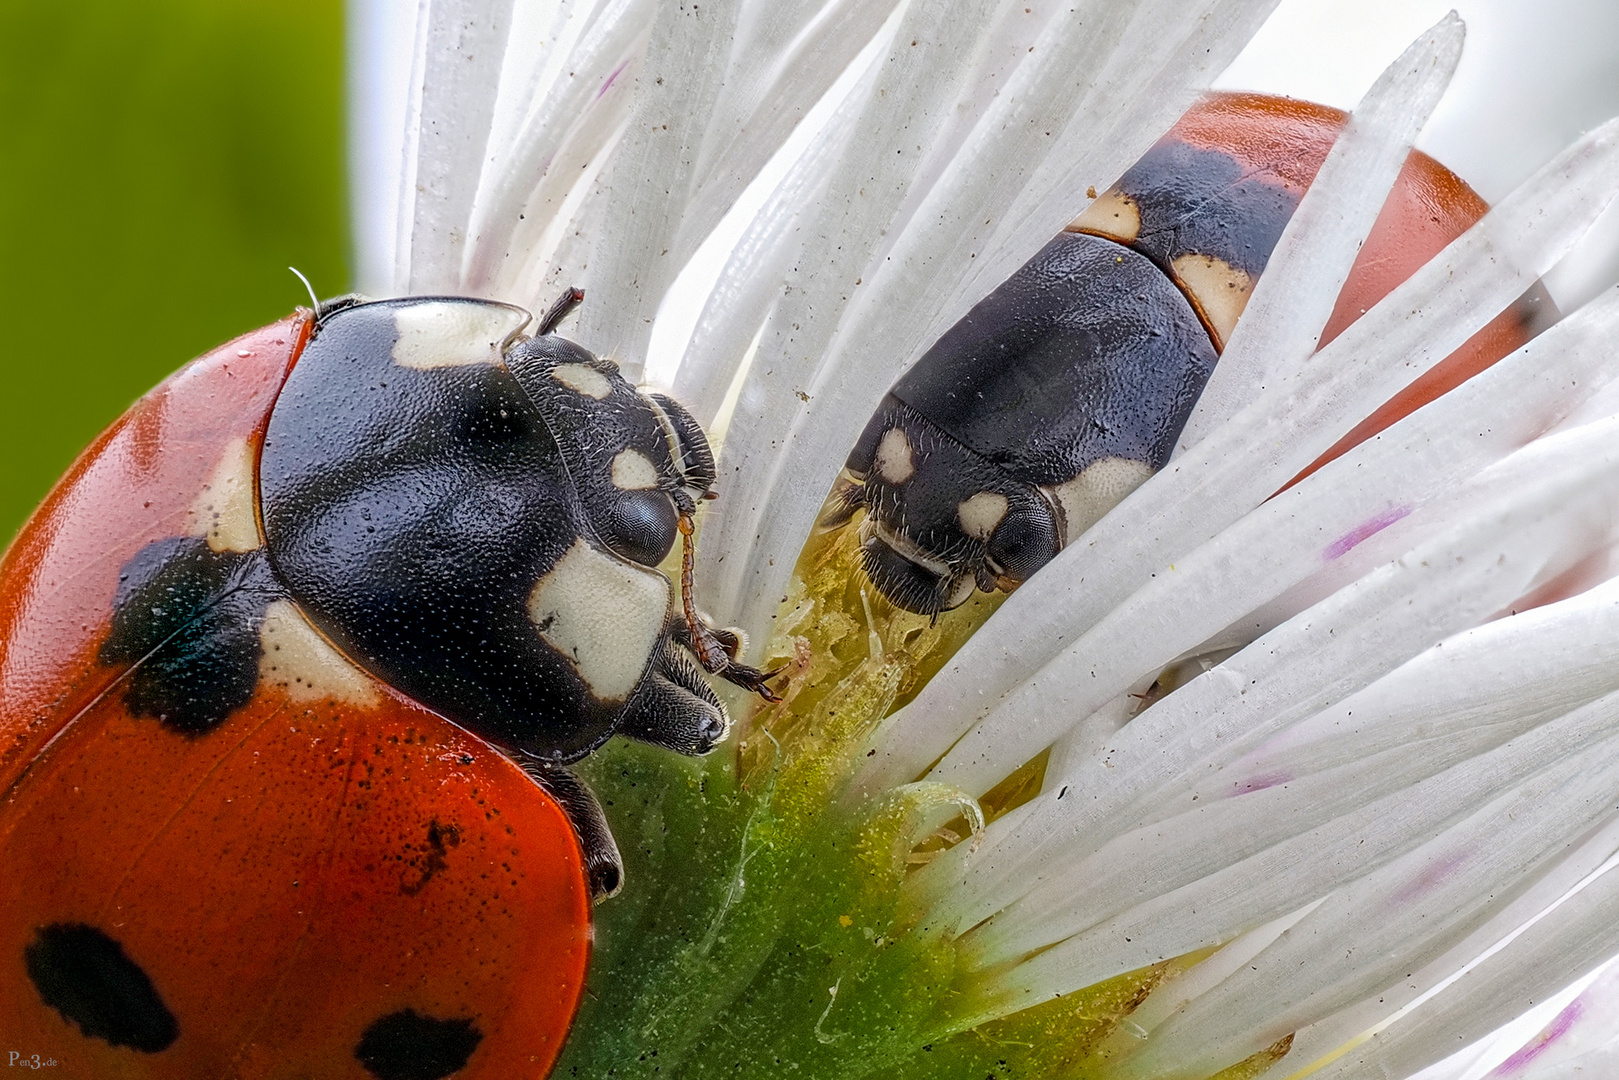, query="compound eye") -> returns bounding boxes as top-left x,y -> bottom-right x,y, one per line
985,500 -> 1060,584
600,490 -> 680,566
